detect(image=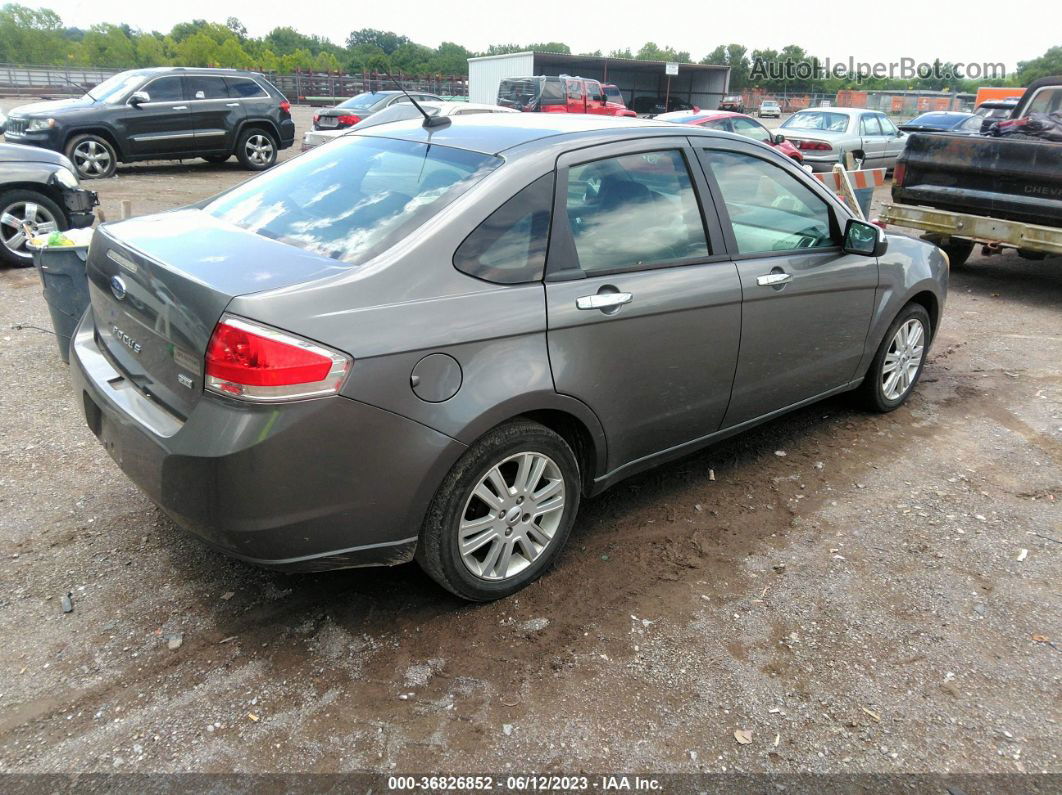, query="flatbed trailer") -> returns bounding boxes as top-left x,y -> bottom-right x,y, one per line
880,203 -> 1062,259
